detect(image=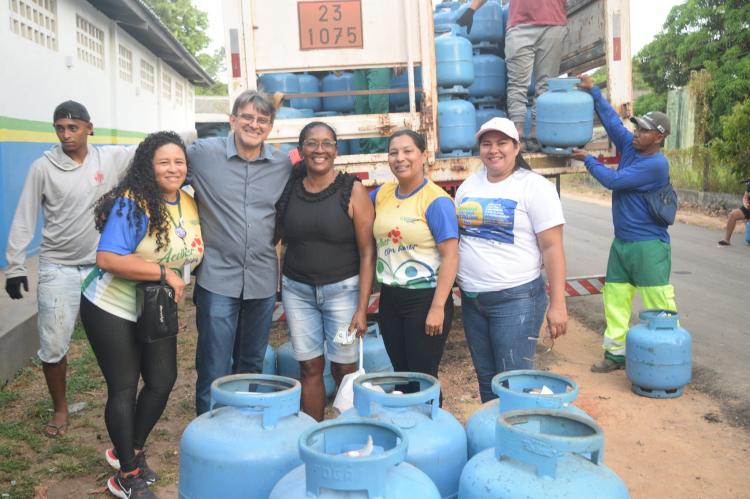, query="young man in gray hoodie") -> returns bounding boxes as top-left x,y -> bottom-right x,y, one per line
4,101 -> 134,437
